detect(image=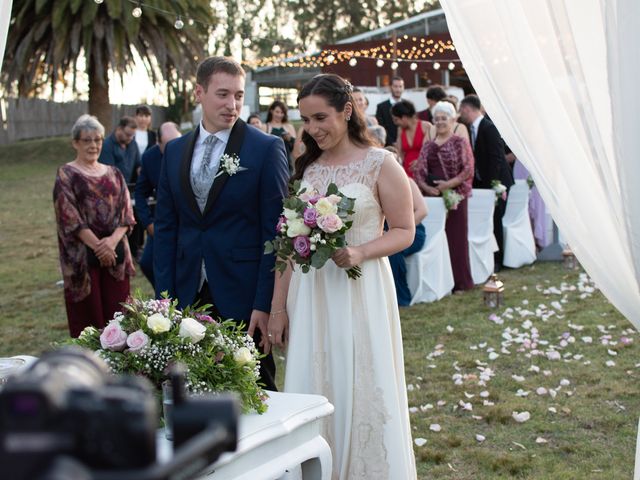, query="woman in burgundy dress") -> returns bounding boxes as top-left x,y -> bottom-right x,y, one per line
391,99 -> 431,179
53,115 -> 136,336
414,101 -> 475,292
